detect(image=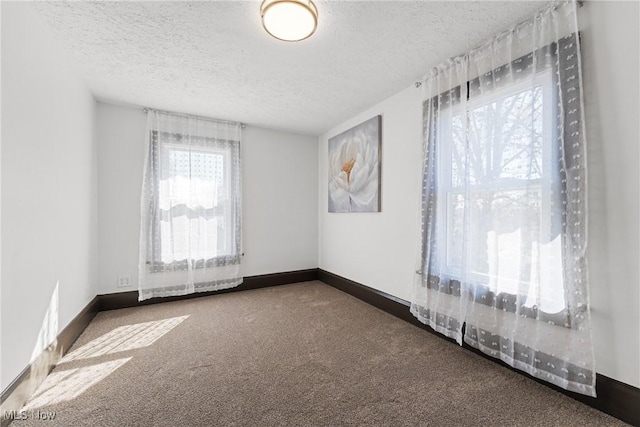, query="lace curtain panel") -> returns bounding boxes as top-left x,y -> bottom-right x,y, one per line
411,0 -> 595,396
138,110 -> 243,301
